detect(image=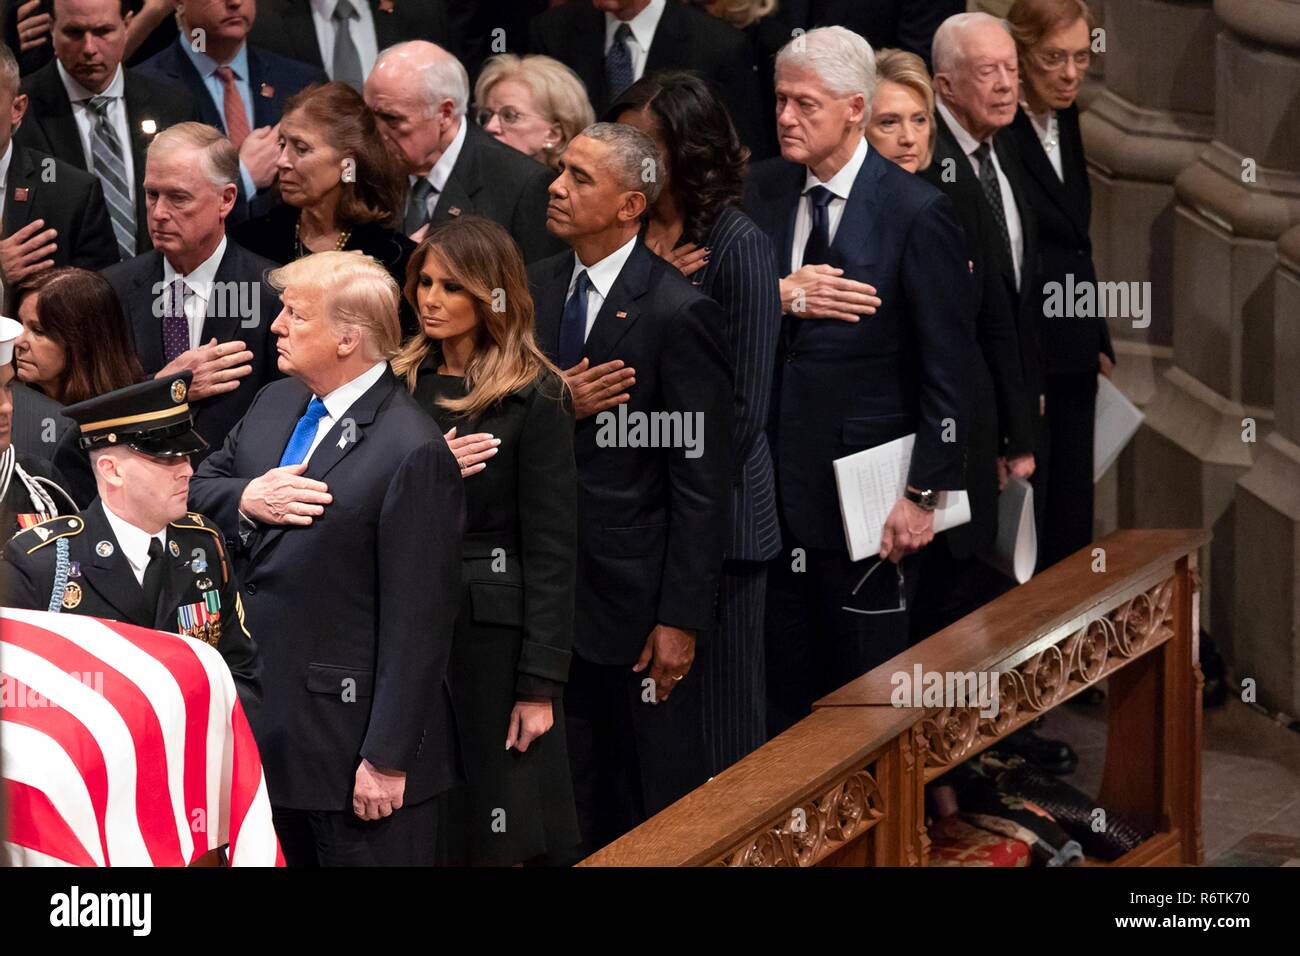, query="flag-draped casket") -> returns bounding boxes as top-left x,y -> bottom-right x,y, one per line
1,607 -> 282,866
